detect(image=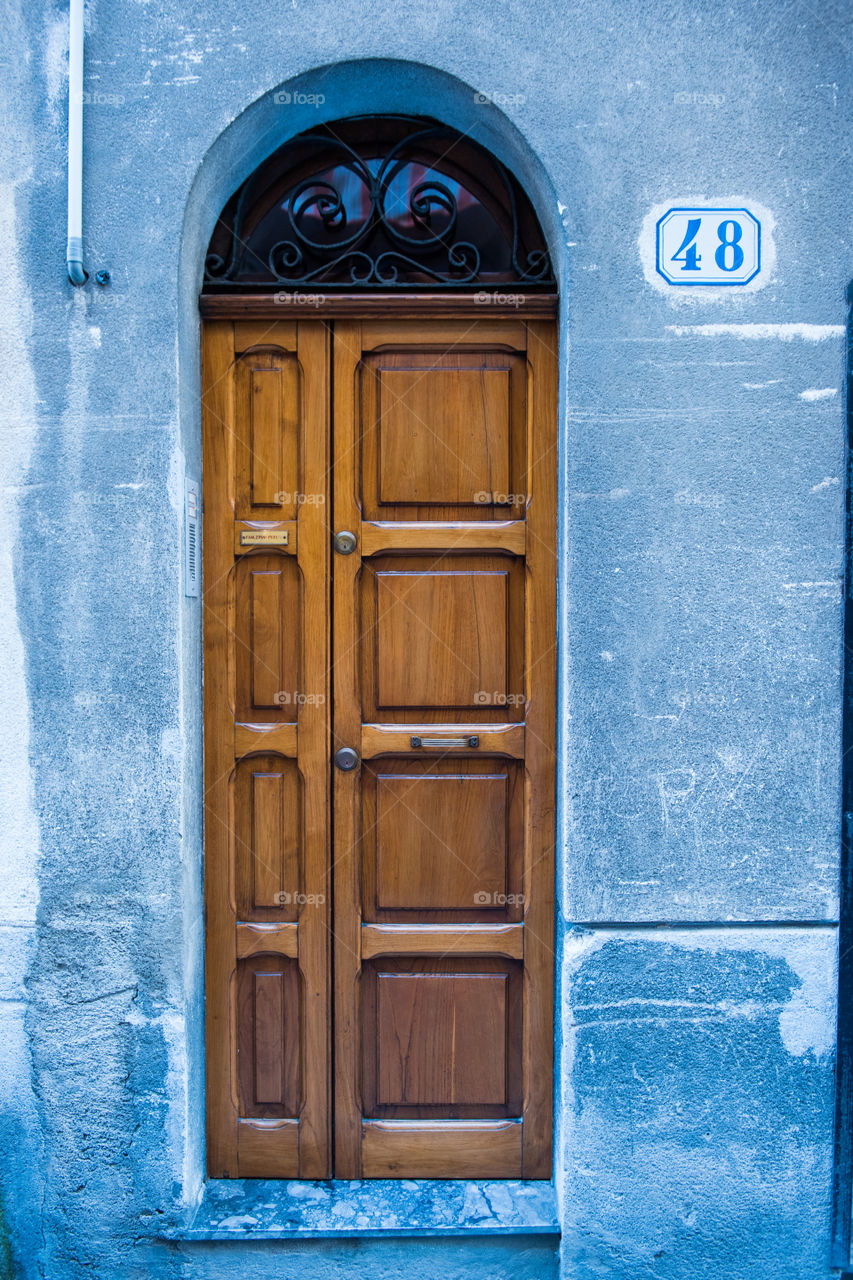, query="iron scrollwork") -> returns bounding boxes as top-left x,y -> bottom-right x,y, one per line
204,117 -> 553,290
